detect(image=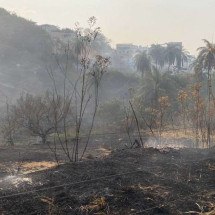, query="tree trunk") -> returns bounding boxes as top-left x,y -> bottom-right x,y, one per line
207,69 -> 212,148
41,135 -> 47,144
